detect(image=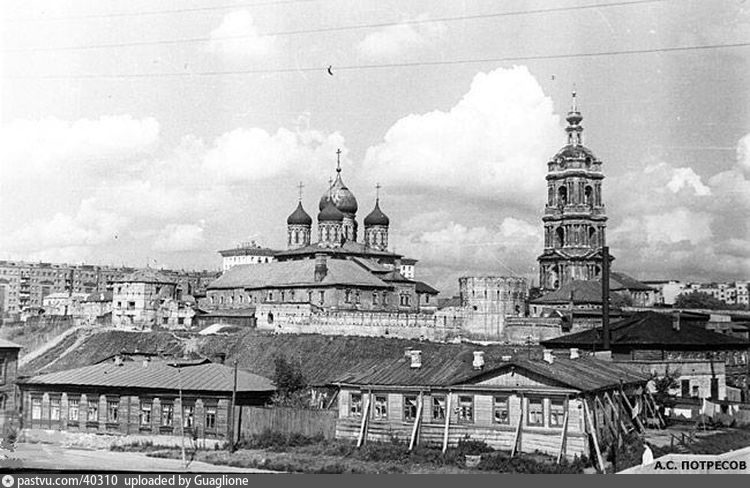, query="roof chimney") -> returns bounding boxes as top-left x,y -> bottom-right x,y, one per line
542,349 -> 555,364
113,355 -> 123,367
672,313 -> 681,332
409,350 -> 422,368
314,253 -> 328,283
569,348 -> 580,360
472,351 -> 485,370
